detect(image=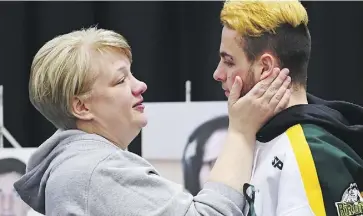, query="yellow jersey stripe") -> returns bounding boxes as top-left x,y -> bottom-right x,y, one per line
286,124 -> 326,216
